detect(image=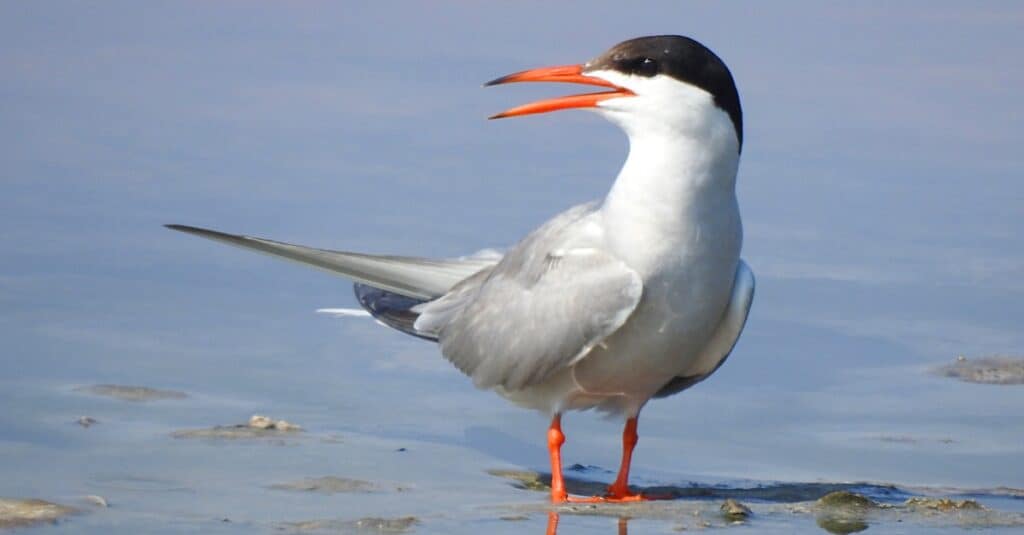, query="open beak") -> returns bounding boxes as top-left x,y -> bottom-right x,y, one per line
485,64 -> 634,119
